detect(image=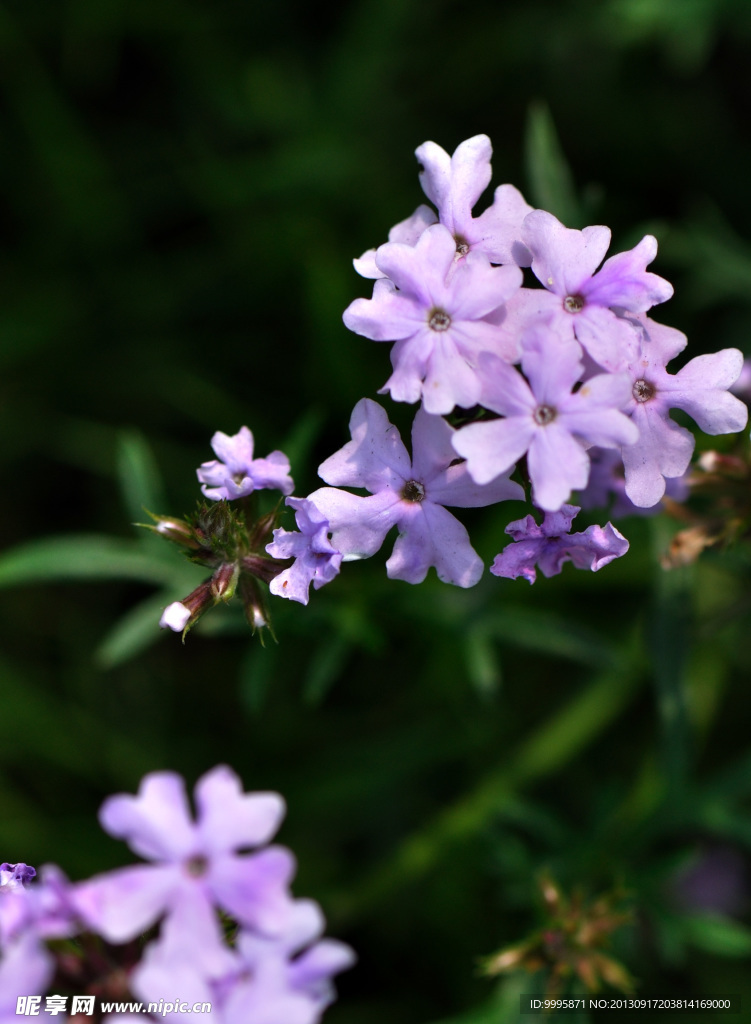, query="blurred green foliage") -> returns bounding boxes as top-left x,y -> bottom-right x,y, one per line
2,0 -> 751,1021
